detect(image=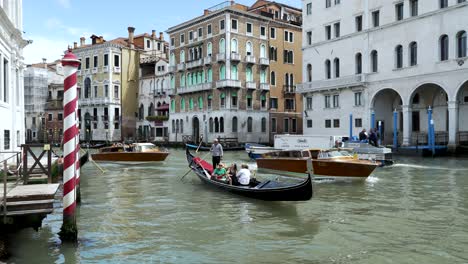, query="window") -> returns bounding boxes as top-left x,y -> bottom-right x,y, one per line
270,71 -> 276,85
457,31 -> 467,58
410,0 -> 418,17
334,22 -> 340,38
261,95 -> 267,108
247,94 -> 253,109
180,33 -> 185,44
372,10 -> 380,27
246,66 -> 253,82
371,50 -> 378,72
355,53 -> 362,74
270,97 -> 278,109
395,3 -> 404,21
231,19 -> 238,31
307,64 -> 312,82
307,31 -> 312,45
354,92 -> 362,106
246,42 -> 253,57
93,56 -> 98,68
4,130 -> 10,150
307,120 -> 313,128
270,28 -> 276,39
246,23 -> 252,35
84,78 -> 91,98
219,38 -> 225,54
207,24 -> 212,35
325,95 -> 331,108
247,117 -> 253,133
355,118 -> 363,128
220,93 -> 225,108
207,95 -> 212,109
85,57 -> 90,69
114,55 -> 120,67
114,85 -> 119,99
409,42 -> 417,66
261,118 -> 266,133
231,38 -> 238,53
260,26 -> 266,38
48,113 -> 52,121
198,27 -> 203,38
395,45 -> 403,68
58,113 -> 63,121
285,98 -> 295,110
440,0 -> 448,8
198,97 -> 203,110
306,97 -> 313,110
146,39 -> 151,48
326,0 -> 331,8
220,64 -> 226,80
333,119 -> 340,128
271,118 -> 277,133
261,44 -> 267,58
355,15 -> 363,32
269,47 -> 277,61
189,31 -> 193,41
333,94 -> 339,108
440,35 -> 449,61
94,86 -> 98,97
283,50 -> 293,64
334,58 -> 340,78
306,3 -> 312,15
171,37 -> 175,46
284,119 -> 289,133
232,117 -> 238,132
325,25 -> 331,40
284,30 -> 293,42
231,93 -> 238,107
104,54 -> 109,66
325,60 -> 331,79
292,119 -> 297,133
